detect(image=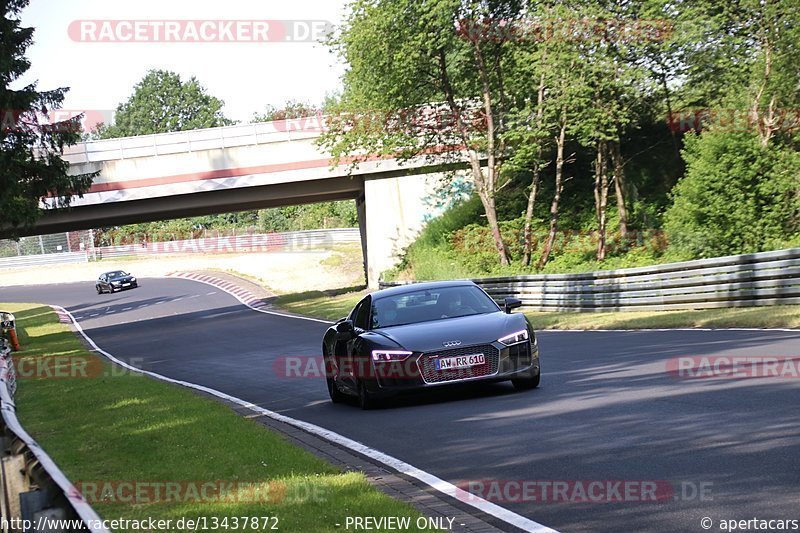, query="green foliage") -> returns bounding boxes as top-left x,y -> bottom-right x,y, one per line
252,100 -> 319,122
257,201 -> 358,233
95,69 -> 234,138
665,131 -> 800,257
96,201 -> 358,245
0,0 -> 96,231
414,195 -> 483,248
366,0 -> 800,280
